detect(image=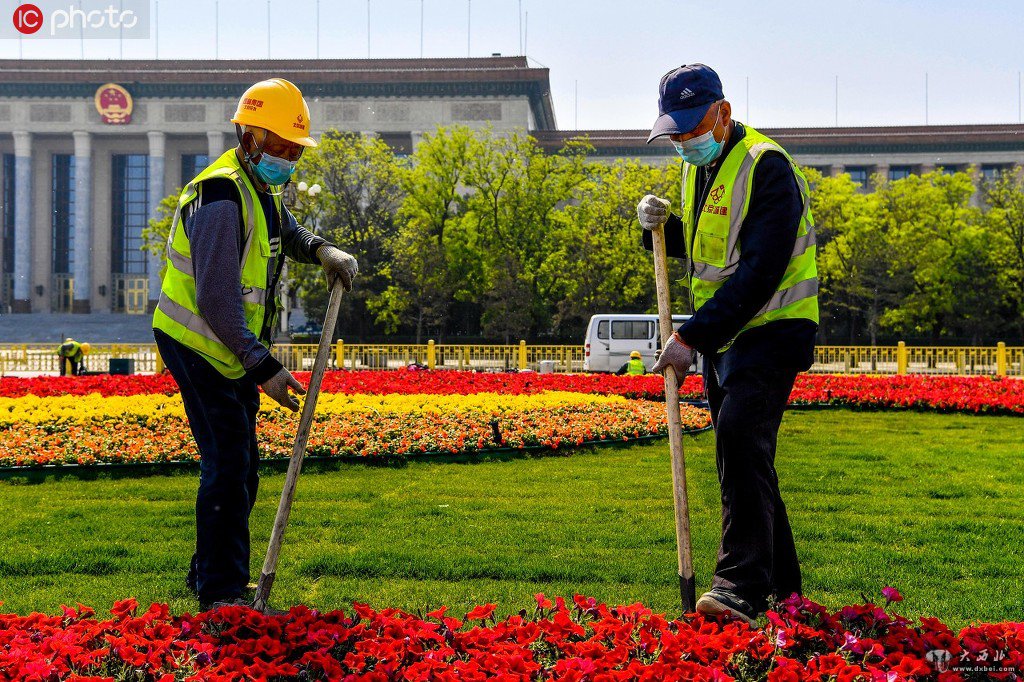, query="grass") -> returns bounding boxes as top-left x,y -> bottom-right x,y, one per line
1,409 -> 1022,628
